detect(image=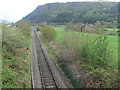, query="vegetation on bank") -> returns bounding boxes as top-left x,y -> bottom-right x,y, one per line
59,31 -> 118,87
58,25 -> 118,88
37,22 -> 119,88
37,26 -> 83,88
2,20 -> 32,88
21,2 -> 119,87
